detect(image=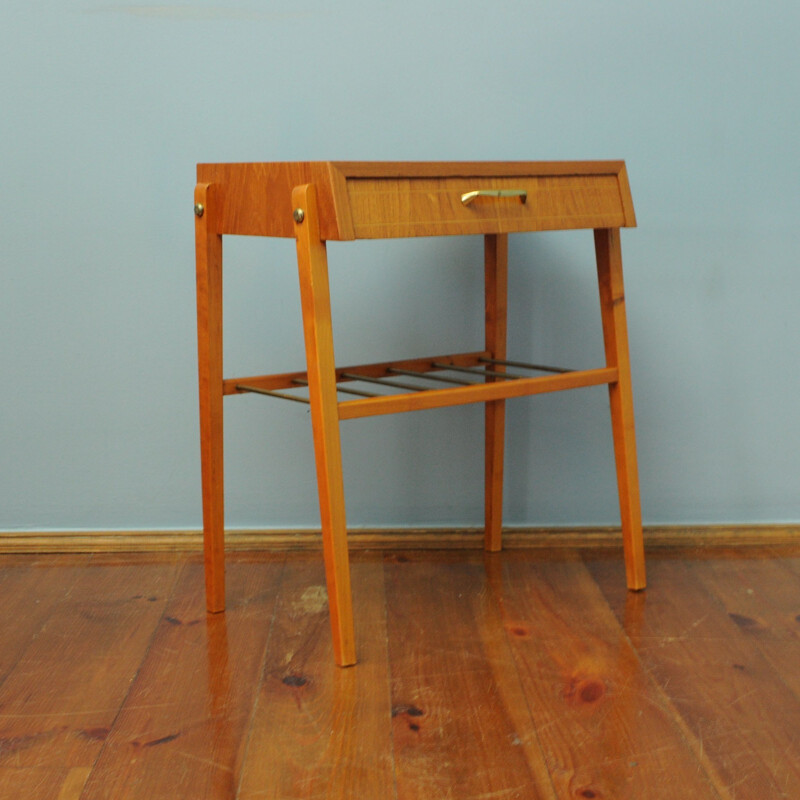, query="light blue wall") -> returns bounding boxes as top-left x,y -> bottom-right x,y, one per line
2,1 -> 799,531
